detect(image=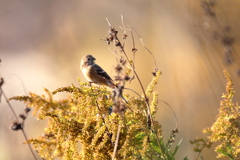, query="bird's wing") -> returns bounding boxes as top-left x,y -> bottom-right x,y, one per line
94,64 -> 113,81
